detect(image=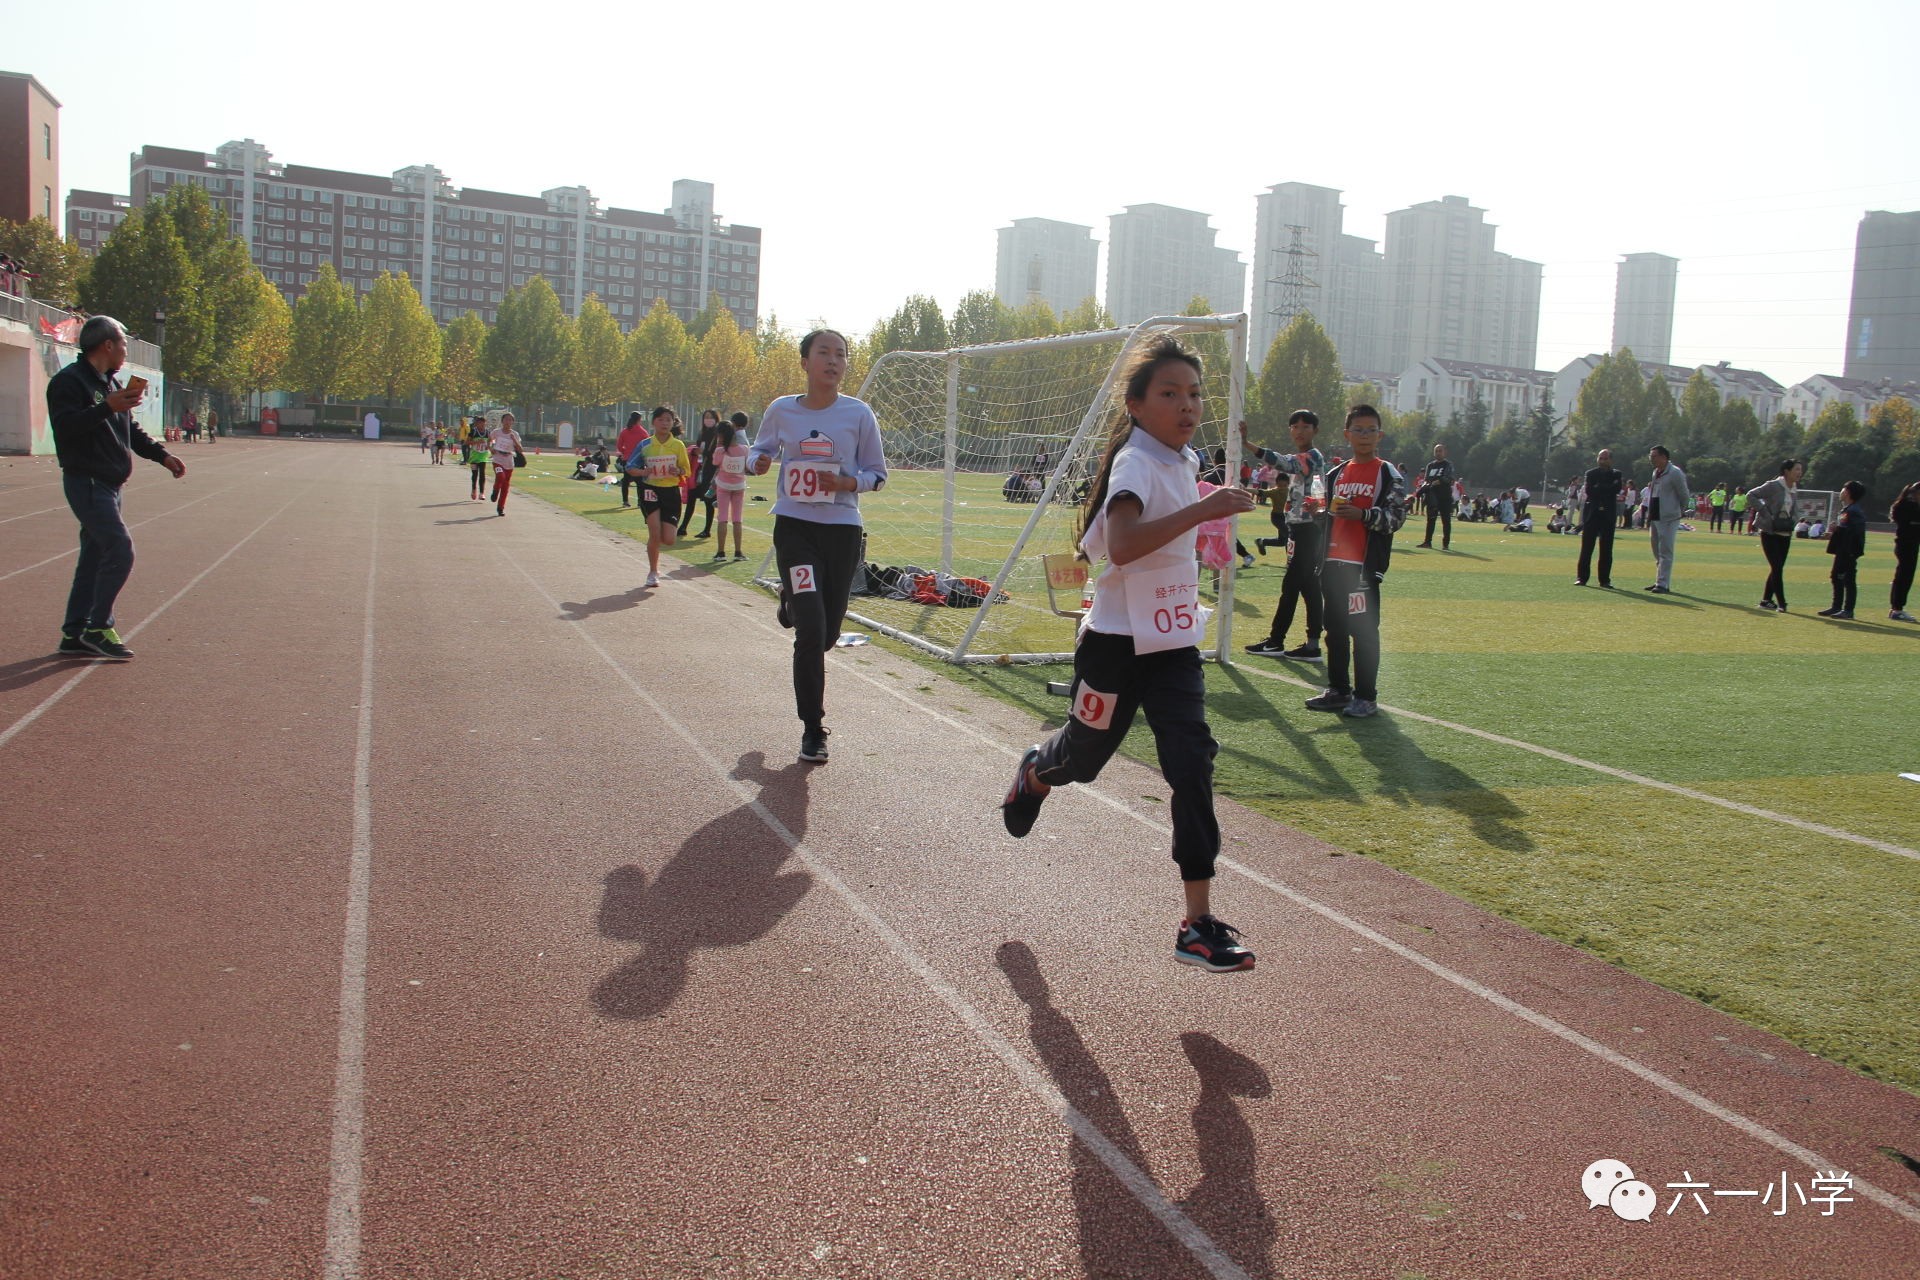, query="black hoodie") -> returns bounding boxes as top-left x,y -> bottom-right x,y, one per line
47,356 -> 171,486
